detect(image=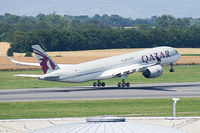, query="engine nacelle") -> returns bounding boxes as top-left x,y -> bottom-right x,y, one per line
143,65 -> 163,78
